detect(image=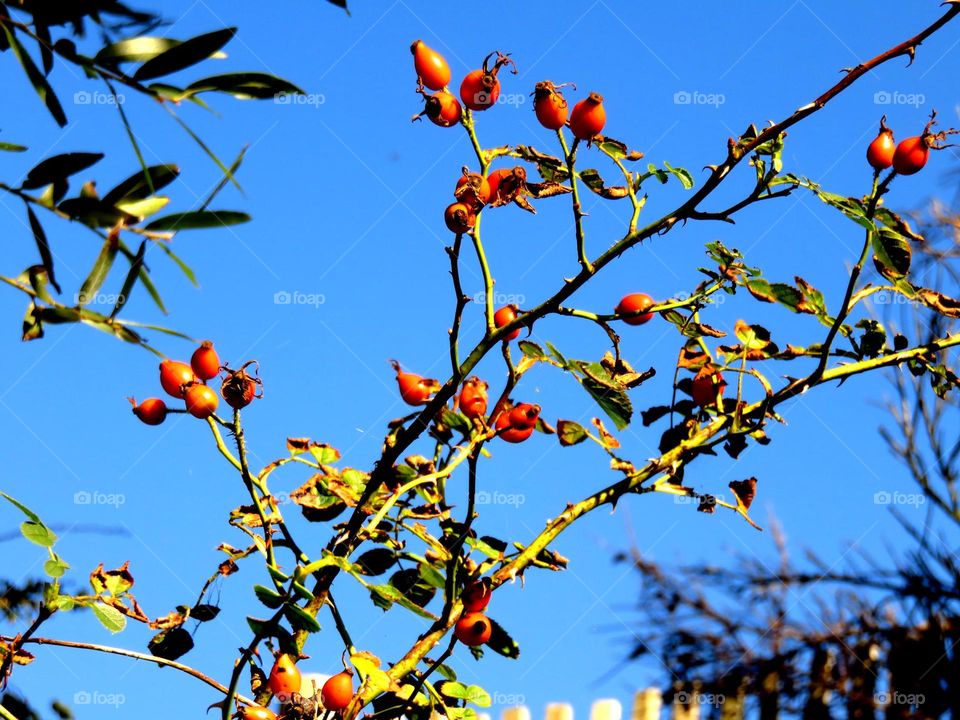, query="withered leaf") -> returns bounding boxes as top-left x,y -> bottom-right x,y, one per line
729,477 -> 757,510
89,561 -> 134,596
